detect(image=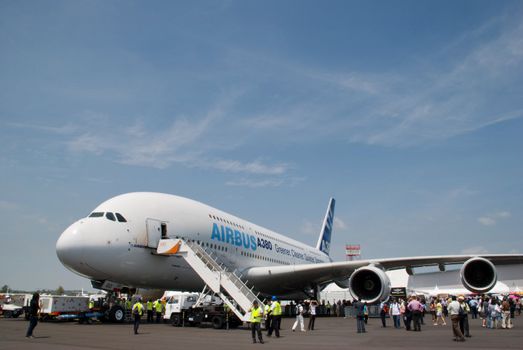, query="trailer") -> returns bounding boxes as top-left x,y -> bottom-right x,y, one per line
38,294 -> 127,323
39,295 -> 89,321
163,291 -> 242,329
